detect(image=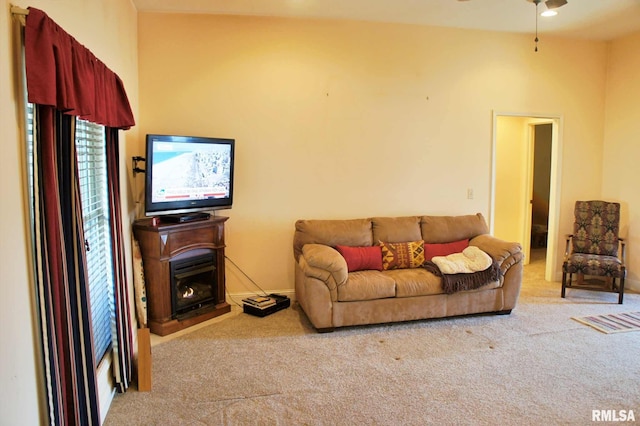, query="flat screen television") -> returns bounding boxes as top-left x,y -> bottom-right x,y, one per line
144,134 -> 235,219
